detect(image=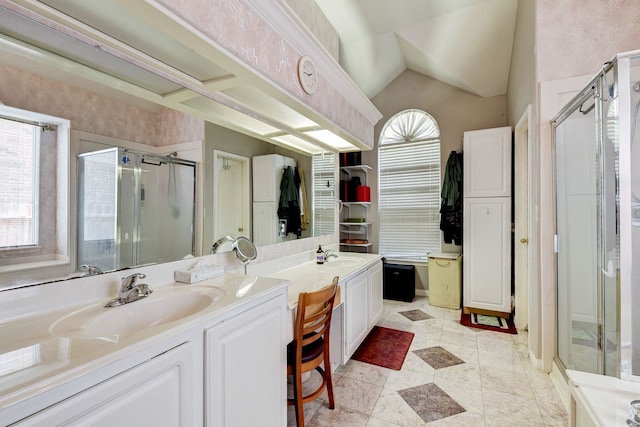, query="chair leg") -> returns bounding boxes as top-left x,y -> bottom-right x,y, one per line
323,356 -> 335,409
293,367 -> 305,427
